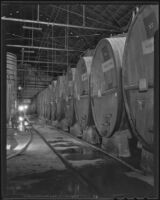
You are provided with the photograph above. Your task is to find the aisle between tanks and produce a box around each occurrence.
[33,121,154,188]
[7,127,92,197]
[7,118,154,198]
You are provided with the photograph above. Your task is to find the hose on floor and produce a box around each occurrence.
[7,128,33,160]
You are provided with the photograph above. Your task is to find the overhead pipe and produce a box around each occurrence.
[6,44,83,52]
[21,84,48,87]
[17,68,63,74]
[17,59,76,65]
[18,79,53,82]
[2,16,108,31]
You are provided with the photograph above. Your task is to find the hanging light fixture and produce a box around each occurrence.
[22,25,42,31]
[23,50,35,53]
[18,85,22,90]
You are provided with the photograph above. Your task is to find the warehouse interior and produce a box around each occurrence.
[1,2,159,199]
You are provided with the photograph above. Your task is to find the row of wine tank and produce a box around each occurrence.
[28,5,158,153]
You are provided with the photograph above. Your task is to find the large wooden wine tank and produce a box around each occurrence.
[55,75,66,121]
[90,37,126,137]
[74,56,93,130]
[64,67,76,126]
[122,5,159,152]
[6,52,17,123]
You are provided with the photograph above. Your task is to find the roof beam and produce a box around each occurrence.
[6,44,82,52]
[2,17,108,31]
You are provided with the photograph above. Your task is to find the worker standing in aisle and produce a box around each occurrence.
[10,109,19,129]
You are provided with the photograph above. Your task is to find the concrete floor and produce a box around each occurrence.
[6,120,154,198]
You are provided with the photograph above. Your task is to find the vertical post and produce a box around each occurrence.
[83,5,85,26]
[47,34,49,88]
[154,29,159,197]
[52,25,53,75]
[31,29,33,46]
[66,5,69,68]
[37,4,39,21]
[1,20,7,195]
[65,27,67,49]
[21,48,24,90]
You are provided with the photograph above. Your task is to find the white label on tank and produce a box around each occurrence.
[142,37,154,55]
[101,58,114,73]
[98,89,101,97]
[81,73,88,81]
[139,78,148,91]
[77,95,80,100]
